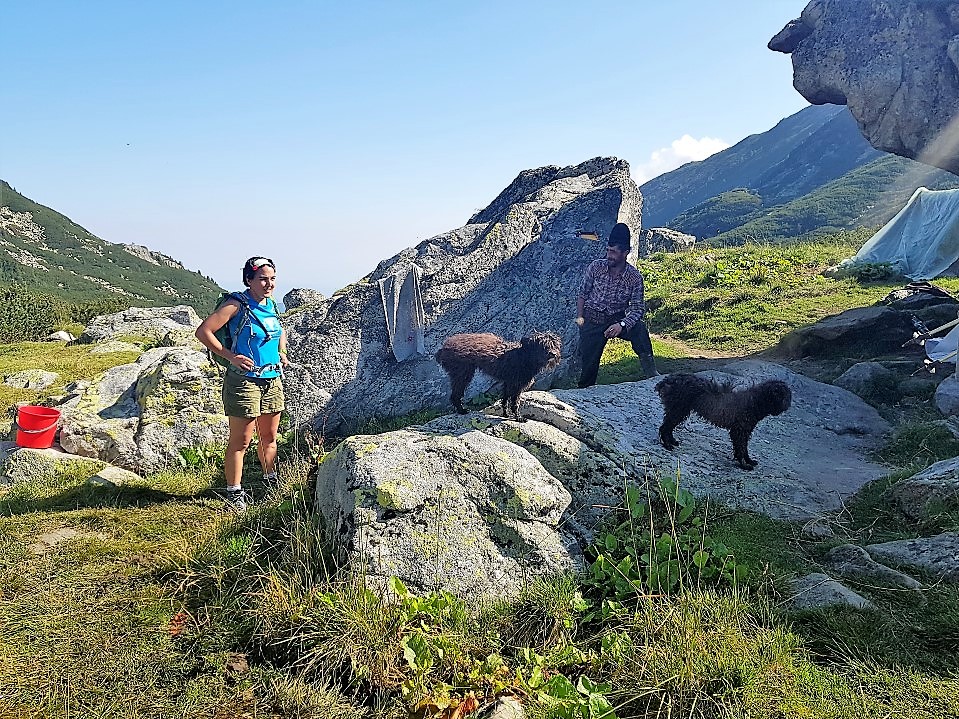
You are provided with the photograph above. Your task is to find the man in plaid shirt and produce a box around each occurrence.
[575,223,658,388]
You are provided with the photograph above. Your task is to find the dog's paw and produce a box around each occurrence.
[455,407,468,415]
[736,457,757,470]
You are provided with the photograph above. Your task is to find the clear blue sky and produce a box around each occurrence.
[2,1,809,299]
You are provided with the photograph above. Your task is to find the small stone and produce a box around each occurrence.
[800,519,835,540]
[789,572,874,610]
[824,543,922,590]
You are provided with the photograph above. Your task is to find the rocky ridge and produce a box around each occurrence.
[770,0,959,176]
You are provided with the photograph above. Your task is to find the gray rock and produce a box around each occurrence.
[0,442,106,485]
[88,465,142,487]
[284,157,642,433]
[799,518,835,540]
[770,1,959,176]
[637,227,696,257]
[788,572,874,610]
[314,428,579,599]
[832,362,897,399]
[42,330,76,342]
[159,328,204,349]
[935,416,959,440]
[89,340,143,354]
[935,376,959,416]
[776,306,912,358]
[58,347,228,473]
[421,413,625,539]
[283,287,326,310]
[866,533,959,583]
[887,457,959,521]
[824,543,922,590]
[518,359,891,521]
[312,360,893,598]
[79,305,201,345]
[4,369,59,390]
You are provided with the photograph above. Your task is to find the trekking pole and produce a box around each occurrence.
[903,314,959,347]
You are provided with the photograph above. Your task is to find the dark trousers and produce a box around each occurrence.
[578,317,656,388]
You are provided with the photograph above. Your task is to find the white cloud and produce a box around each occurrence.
[632,135,730,184]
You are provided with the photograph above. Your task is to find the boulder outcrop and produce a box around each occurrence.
[770,0,959,175]
[56,347,228,473]
[315,361,892,597]
[284,158,643,433]
[79,306,202,346]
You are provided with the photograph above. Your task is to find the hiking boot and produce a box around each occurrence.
[222,488,249,513]
[639,354,660,379]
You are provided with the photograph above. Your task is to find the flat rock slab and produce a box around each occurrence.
[789,572,874,610]
[520,360,891,520]
[866,532,959,584]
[28,527,84,554]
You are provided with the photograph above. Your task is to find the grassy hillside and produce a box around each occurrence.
[705,156,959,246]
[2,234,959,717]
[0,180,222,309]
[666,156,959,246]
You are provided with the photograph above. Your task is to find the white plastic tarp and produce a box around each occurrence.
[852,187,959,280]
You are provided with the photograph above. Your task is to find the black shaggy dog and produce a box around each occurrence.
[435,331,562,421]
[655,373,792,470]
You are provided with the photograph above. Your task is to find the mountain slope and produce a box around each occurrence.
[640,104,882,228]
[0,181,222,308]
[707,155,959,244]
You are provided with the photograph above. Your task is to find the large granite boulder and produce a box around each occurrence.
[79,306,202,346]
[775,305,913,358]
[314,429,579,598]
[770,1,959,175]
[57,347,228,473]
[638,227,696,257]
[314,360,891,597]
[284,157,644,433]
[283,288,326,311]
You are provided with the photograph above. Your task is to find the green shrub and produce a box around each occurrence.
[0,284,130,342]
[582,476,746,620]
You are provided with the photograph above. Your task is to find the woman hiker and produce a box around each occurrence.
[195,256,288,511]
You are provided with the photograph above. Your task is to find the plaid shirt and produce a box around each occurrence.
[579,260,646,329]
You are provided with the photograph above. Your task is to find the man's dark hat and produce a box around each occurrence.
[608,223,631,250]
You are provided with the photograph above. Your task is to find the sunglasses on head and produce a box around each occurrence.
[249,258,274,272]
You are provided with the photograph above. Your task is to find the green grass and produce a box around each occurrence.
[0,342,141,425]
[3,229,959,716]
[634,233,959,355]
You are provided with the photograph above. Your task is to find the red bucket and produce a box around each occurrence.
[15,405,61,449]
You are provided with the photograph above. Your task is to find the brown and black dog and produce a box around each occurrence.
[435,332,562,421]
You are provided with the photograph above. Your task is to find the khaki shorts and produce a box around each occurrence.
[222,371,285,418]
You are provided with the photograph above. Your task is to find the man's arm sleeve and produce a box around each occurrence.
[622,274,646,329]
[579,263,595,299]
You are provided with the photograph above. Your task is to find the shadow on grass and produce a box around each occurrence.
[0,482,212,517]
[785,585,959,674]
